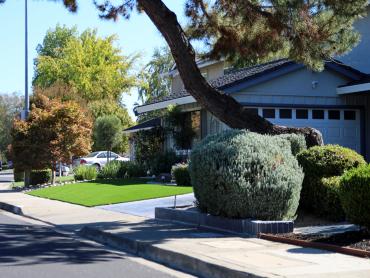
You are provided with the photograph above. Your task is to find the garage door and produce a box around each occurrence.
[248,107,362,153]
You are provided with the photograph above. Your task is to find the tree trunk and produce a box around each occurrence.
[138,0,323,147]
[24,169,31,187]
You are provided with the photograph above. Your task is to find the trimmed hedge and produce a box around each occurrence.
[297,145,366,220]
[171,163,191,186]
[276,134,307,156]
[74,165,97,181]
[340,164,370,230]
[189,130,304,220]
[30,169,52,186]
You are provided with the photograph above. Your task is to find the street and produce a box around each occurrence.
[0,170,13,183]
[0,210,191,278]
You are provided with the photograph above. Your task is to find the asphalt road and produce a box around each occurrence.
[0,211,189,278]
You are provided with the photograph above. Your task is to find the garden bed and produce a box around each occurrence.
[260,230,370,258]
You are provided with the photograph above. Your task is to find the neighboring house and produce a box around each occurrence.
[126,7,370,162]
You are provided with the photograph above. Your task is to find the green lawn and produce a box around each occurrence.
[28,179,193,207]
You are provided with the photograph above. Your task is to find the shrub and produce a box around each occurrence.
[297,145,366,215]
[150,151,181,175]
[276,134,307,156]
[14,169,24,182]
[30,169,52,186]
[340,164,370,230]
[313,176,345,221]
[118,161,146,178]
[189,130,304,220]
[171,163,191,186]
[98,160,121,179]
[297,145,366,178]
[74,165,97,181]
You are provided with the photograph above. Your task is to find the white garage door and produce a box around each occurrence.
[248,107,362,153]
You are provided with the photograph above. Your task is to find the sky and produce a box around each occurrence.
[0,0,187,118]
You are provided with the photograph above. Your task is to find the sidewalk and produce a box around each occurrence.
[0,191,369,278]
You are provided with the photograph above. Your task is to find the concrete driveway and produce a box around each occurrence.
[98,193,195,218]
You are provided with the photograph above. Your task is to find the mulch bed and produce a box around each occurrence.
[260,230,370,258]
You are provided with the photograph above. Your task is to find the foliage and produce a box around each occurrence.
[28,179,193,207]
[171,163,191,186]
[93,115,122,154]
[74,165,97,181]
[276,134,307,156]
[138,46,174,104]
[30,169,52,186]
[297,145,366,216]
[133,126,165,169]
[340,164,370,230]
[0,93,23,158]
[117,161,146,178]
[313,176,345,221]
[189,130,304,220]
[97,160,121,179]
[185,0,368,71]
[165,105,196,149]
[34,25,137,102]
[150,151,181,176]
[11,94,92,172]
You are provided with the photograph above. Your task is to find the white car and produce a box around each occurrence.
[74,151,129,171]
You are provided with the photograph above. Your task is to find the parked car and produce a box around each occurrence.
[55,163,71,176]
[73,151,129,171]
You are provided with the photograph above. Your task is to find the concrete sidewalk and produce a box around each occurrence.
[0,192,369,278]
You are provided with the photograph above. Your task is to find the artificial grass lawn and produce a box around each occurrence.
[28,178,193,207]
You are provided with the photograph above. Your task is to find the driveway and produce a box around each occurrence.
[98,193,195,218]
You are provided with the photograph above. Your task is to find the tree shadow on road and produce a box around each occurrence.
[0,223,124,266]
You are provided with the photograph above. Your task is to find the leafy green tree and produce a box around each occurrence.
[138,47,174,104]
[33,25,136,153]
[93,115,123,160]
[0,93,23,160]
[11,94,92,185]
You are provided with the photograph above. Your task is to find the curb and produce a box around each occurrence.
[78,226,263,278]
[0,202,23,215]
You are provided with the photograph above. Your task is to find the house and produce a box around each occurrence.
[126,7,370,162]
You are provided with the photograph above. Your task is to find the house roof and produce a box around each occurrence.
[337,74,370,95]
[135,59,365,114]
[123,118,161,134]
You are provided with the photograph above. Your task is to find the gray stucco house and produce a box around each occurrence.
[127,6,370,162]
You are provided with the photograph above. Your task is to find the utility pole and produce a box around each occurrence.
[23,0,30,187]
[23,0,29,119]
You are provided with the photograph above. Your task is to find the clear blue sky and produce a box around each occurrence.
[0,0,186,118]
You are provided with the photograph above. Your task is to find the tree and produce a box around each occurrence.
[4,0,367,146]
[0,93,23,160]
[11,94,92,185]
[33,25,136,152]
[93,115,122,161]
[138,46,174,104]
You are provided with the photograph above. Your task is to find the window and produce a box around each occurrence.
[246,108,259,115]
[97,153,107,158]
[312,110,324,119]
[263,109,275,119]
[279,109,292,119]
[296,109,308,119]
[344,110,357,120]
[328,110,340,120]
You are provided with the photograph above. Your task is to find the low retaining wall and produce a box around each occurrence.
[155,207,293,236]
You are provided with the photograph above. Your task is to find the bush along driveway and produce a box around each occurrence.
[28,178,193,207]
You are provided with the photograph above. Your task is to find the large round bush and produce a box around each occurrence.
[340,164,370,230]
[297,145,366,215]
[189,130,304,220]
